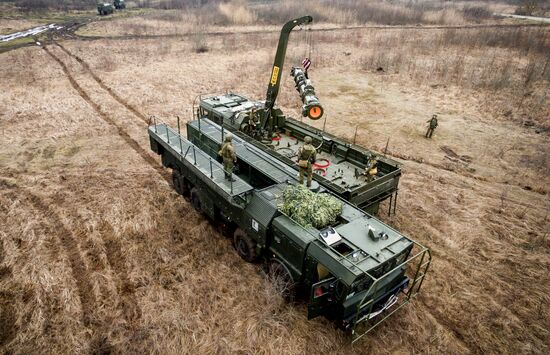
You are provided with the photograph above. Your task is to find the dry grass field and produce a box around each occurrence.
[1,1,550,354]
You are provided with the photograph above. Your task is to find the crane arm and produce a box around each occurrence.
[264,15,313,113]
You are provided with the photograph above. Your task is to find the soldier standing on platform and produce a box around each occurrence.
[297,136,317,188]
[218,133,237,181]
[365,155,378,182]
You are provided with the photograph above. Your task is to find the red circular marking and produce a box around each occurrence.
[313,158,330,169]
[271,136,281,141]
[314,168,327,177]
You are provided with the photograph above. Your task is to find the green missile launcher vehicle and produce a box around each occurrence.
[194,16,401,215]
[148,121,431,342]
[97,3,114,15]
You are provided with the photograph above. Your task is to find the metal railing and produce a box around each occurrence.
[351,244,432,343]
[149,119,242,196]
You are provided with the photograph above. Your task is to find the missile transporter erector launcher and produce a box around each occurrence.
[195,16,401,215]
[146,15,430,342]
[196,93,401,215]
[148,121,431,342]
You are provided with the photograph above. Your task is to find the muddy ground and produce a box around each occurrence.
[0,22,549,354]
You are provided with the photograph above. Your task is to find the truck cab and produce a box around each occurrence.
[247,183,424,337]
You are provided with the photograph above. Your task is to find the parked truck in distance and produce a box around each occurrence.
[148,121,431,342]
[97,3,113,15]
[113,0,126,9]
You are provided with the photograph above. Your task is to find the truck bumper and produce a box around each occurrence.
[342,276,409,329]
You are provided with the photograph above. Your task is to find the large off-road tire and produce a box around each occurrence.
[172,170,189,196]
[267,259,296,302]
[233,228,258,262]
[190,188,202,212]
[172,170,183,195]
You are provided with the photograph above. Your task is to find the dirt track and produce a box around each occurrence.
[1,18,547,53]
[1,20,549,354]
[42,44,169,184]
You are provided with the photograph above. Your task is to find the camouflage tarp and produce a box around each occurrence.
[279,185,343,229]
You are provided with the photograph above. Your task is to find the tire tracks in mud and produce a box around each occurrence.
[0,179,96,328]
[44,45,154,330]
[42,45,155,339]
[93,222,142,327]
[0,178,146,348]
[383,148,548,196]
[54,42,149,125]
[42,45,170,185]
[103,232,142,324]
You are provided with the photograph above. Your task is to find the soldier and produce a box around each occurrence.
[365,155,378,182]
[297,136,317,188]
[426,114,438,138]
[249,108,261,135]
[218,133,237,181]
[249,108,260,127]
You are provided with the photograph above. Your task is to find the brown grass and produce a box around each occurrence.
[1,9,549,354]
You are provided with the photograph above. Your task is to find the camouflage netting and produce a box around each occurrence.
[279,185,343,229]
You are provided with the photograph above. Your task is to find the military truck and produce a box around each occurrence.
[97,3,114,15]
[113,0,125,9]
[195,16,401,215]
[148,121,431,342]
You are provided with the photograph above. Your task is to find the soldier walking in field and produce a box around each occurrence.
[297,136,317,188]
[218,133,237,181]
[426,114,438,138]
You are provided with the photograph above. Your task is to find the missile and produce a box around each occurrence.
[290,67,324,120]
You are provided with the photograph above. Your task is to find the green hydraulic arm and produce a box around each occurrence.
[263,15,313,131]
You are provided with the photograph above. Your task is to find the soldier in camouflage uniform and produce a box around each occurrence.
[297,136,317,188]
[365,155,378,182]
[249,108,260,129]
[426,114,438,138]
[218,133,237,181]
[249,108,261,138]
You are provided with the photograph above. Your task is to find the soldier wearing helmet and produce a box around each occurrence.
[297,135,317,187]
[365,154,378,182]
[218,133,237,181]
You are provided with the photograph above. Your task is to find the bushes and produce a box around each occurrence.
[462,6,493,22]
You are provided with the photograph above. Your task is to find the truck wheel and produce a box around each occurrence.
[190,188,201,212]
[233,228,258,262]
[172,170,189,196]
[268,259,296,302]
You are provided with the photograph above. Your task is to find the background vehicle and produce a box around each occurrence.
[114,0,126,10]
[97,3,114,15]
